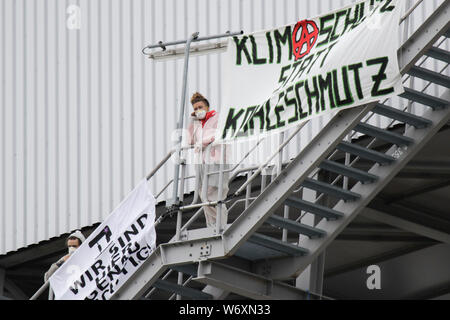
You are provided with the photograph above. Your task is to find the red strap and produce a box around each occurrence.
[201,110,216,127]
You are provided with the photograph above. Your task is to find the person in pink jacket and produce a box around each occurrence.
[187,92,230,230]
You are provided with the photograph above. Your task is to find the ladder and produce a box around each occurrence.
[111,1,450,300]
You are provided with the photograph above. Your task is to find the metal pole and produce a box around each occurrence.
[277,132,284,177]
[190,151,201,205]
[261,171,267,193]
[403,0,414,134]
[169,276,193,300]
[175,160,187,241]
[400,0,424,23]
[215,143,226,233]
[178,200,220,211]
[146,149,175,181]
[245,171,252,209]
[48,287,54,300]
[176,272,183,300]
[175,155,187,300]
[180,208,204,233]
[343,134,350,191]
[142,30,243,54]
[0,268,4,297]
[277,132,290,242]
[144,269,174,299]
[171,32,199,207]
[30,281,49,300]
[202,144,212,206]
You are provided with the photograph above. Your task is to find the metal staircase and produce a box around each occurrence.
[110,1,450,300]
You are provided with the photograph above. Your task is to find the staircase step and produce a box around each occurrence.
[354,123,414,146]
[285,197,344,221]
[248,233,309,256]
[301,178,361,201]
[400,87,449,110]
[337,142,396,165]
[319,160,378,184]
[407,66,450,88]
[153,279,213,300]
[266,215,327,239]
[372,103,432,129]
[425,46,450,64]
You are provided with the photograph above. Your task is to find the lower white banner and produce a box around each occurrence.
[49,179,156,300]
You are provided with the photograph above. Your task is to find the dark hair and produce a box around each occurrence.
[190,92,210,107]
[67,236,81,246]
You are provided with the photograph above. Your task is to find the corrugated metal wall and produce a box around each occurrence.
[0,0,447,255]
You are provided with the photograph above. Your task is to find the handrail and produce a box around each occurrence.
[146,149,175,181]
[400,0,425,23]
[30,281,49,300]
[147,144,196,182]
[142,31,243,56]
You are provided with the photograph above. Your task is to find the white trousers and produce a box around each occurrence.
[199,186,229,228]
[198,164,230,229]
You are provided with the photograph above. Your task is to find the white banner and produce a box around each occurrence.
[49,179,156,300]
[217,0,405,142]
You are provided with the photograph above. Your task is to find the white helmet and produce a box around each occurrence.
[68,230,86,244]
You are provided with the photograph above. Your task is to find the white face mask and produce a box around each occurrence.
[68,246,77,255]
[195,110,207,120]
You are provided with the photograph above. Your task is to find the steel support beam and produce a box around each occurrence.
[296,187,326,296]
[296,253,325,297]
[111,235,226,300]
[335,234,434,242]
[4,278,28,300]
[341,160,450,179]
[385,180,450,204]
[194,261,309,300]
[425,46,450,64]
[152,279,213,300]
[370,199,450,233]
[395,160,450,179]
[0,268,4,296]
[201,286,230,300]
[170,263,232,300]
[324,243,432,278]
[171,264,198,277]
[405,281,450,300]
[362,207,450,244]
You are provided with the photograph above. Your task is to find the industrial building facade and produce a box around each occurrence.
[0,0,449,300]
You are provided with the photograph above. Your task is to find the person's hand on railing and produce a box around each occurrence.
[62,254,72,262]
[202,136,215,148]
